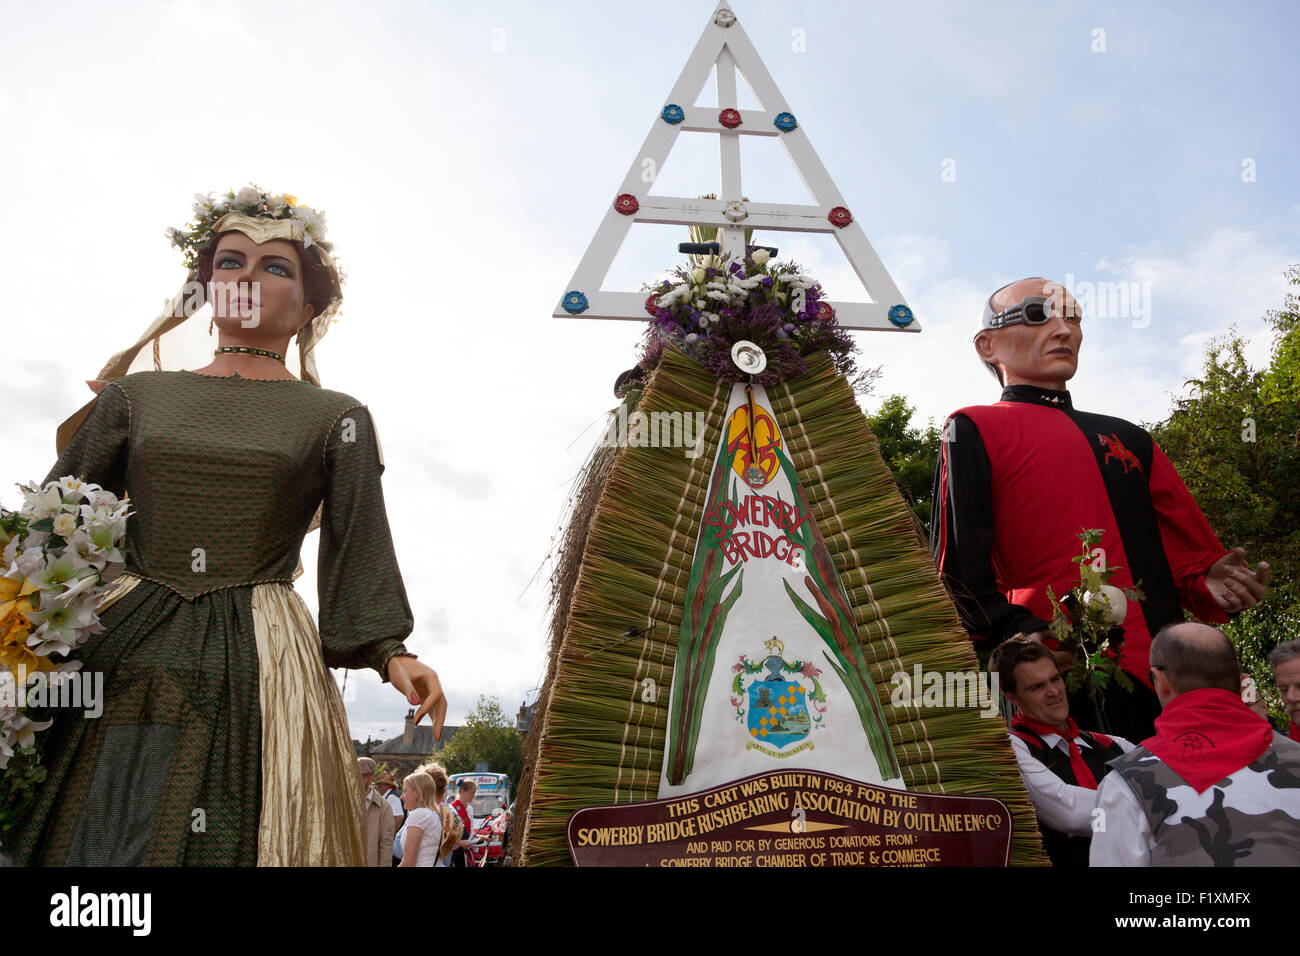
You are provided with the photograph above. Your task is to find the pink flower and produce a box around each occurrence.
[800,661,822,678]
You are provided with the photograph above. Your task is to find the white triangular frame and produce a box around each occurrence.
[555,1,918,332]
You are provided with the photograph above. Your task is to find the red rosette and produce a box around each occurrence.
[614,193,640,215]
[644,292,662,316]
[816,301,835,321]
[719,108,742,129]
[827,206,852,228]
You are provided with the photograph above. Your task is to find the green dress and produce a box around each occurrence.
[12,370,415,866]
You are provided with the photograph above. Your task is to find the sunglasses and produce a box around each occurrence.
[982,294,1083,331]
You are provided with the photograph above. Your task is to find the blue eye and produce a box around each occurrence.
[216,255,242,269]
[267,262,291,277]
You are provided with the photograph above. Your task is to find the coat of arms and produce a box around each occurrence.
[731,636,826,757]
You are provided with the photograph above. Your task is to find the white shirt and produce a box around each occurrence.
[382,789,403,820]
[1089,771,1154,867]
[1008,730,1135,837]
[395,807,443,867]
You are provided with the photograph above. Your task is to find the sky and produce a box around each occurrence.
[2,0,1297,747]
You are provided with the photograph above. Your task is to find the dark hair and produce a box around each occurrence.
[1149,624,1240,695]
[195,233,340,329]
[989,636,1054,694]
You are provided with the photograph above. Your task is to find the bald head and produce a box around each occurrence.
[1149,622,1240,704]
[989,277,1055,314]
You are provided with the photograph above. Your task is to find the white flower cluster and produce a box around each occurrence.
[647,252,828,359]
[0,477,130,770]
[168,185,334,267]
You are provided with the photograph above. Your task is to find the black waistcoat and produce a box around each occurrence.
[1012,728,1126,867]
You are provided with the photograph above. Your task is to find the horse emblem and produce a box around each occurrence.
[1098,433,1143,474]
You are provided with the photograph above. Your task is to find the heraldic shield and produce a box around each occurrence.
[741,637,816,750]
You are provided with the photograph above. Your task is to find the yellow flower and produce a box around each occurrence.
[281,194,298,207]
[0,590,52,682]
[0,575,38,619]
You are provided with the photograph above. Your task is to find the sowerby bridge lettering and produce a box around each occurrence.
[702,493,812,568]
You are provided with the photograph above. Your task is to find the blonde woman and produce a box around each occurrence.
[412,762,463,866]
[396,772,443,867]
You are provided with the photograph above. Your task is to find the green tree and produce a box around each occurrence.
[1149,265,1300,713]
[867,394,941,534]
[428,695,524,784]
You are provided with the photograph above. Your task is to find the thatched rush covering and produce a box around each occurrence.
[513,346,1048,866]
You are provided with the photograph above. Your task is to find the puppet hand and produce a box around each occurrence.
[387,656,448,741]
[1207,548,1269,613]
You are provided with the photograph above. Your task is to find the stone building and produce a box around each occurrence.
[367,709,460,780]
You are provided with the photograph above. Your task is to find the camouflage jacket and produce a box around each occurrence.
[1093,733,1300,866]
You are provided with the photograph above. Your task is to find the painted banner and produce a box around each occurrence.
[661,383,903,798]
[569,770,1013,867]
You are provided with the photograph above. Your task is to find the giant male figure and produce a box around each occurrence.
[931,277,1268,740]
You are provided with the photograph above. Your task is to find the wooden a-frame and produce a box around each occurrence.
[554,1,919,333]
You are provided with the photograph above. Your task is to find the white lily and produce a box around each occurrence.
[54,568,102,604]
[21,484,63,519]
[54,476,89,502]
[65,528,108,571]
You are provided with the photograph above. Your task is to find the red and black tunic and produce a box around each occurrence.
[930,385,1230,690]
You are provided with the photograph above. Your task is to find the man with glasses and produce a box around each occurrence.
[931,277,1268,742]
[1091,623,1300,866]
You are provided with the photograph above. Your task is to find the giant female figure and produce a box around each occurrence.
[11,186,446,865]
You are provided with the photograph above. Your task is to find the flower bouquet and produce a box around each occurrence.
[1045,528,1144,700]
[0,476,130,841]
[639,247,865,386]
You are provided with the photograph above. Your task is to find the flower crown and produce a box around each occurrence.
[165,184,334,270]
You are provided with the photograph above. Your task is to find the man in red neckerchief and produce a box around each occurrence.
[449,778,477,867]
[991,637,1135,866]
[931,277,1269,742]
[1091,623,1300,866]
[1270,640,1300,740]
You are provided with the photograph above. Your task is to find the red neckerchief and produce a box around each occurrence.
[1289,720,1300,742]
[1142,688,1274,793]
[1011,710,1098,789]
